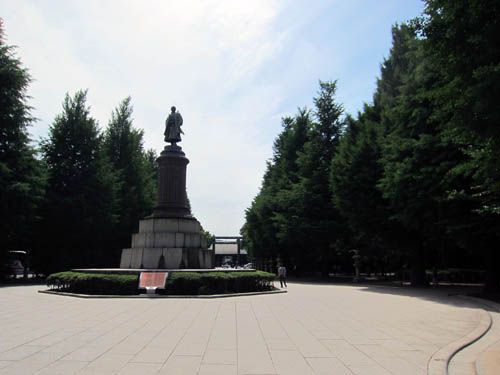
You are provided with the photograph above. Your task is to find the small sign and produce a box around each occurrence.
[139,272,168,289]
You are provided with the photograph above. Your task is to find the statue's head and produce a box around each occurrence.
[171,106,176,113]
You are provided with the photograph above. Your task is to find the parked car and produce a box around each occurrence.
[5,250,29,278]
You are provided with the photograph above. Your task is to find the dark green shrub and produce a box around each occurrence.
[46,271,139,295]
[46,270,276,296]
[164,271,275,295]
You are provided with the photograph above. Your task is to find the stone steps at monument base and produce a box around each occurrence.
[120,247,213,269]
[131,232,204,248]
[138,218,202,233]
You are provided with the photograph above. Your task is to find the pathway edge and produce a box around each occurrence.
[427,295,492,375]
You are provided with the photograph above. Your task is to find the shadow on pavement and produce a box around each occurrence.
[287,277,497,311]
[0,279,46,288]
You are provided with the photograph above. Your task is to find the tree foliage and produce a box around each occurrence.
[2,1,499,290]
[420,0,500,289]
[38,91,118,272]
[244,82,345,275]
[0,20,45,276]
[103,97,155,264]
[244,1,500,290]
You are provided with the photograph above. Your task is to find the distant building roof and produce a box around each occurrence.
[214,243,248,255]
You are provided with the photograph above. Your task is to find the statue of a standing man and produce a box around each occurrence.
[164,106,183,144]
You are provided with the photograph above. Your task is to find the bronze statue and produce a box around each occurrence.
[164,106,183,144]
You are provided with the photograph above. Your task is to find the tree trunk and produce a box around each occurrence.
[410,241,428,287]
[484,246,500,293]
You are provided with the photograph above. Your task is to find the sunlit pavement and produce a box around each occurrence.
[0,283,497,374]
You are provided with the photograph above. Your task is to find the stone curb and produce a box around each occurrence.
[427,295,493,375]
[38,288,287,299]
[460,296,500,375]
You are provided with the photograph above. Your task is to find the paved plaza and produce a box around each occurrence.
[0,282,498,374]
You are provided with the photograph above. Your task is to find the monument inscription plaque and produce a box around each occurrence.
[139,272,168,289]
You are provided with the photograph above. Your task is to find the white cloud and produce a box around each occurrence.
[2,0,288,235]
[1,0,424,235]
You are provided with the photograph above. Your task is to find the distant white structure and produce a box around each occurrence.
[212,237,248,266]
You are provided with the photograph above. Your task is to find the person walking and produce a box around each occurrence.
[278,265,287,288]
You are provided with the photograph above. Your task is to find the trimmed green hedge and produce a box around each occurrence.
[164,271,276,295]
[46,271,139,295]
[46,270,276,295]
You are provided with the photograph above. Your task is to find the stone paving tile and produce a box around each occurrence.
[0,345,45,361]
[82,353,133,373]
[236,301,276,374]
[203,302,236,351]
[198,363,237,374]
[119,361,163,374]
[270,349,314,374]
[450,306,500,375]
[0,362,12,369]
[158,355,201,374]
[39,333,102,356]
[131,301,203,363]
[36,359,89,374]
[356,344,424,374]
[322,340,375,365]
[392,348,430,369]
[202,349,237,365]
[0,351,66,374]
[305,357,353,374]
[265,339,296,350]
[480,343,500,375]
[173,303,219,356]
[267,306,332,358]
[348,363,393,375]
[0,284,493,374]
[28,328,86,347]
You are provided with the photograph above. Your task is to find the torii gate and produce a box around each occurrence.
[212,236,243,266]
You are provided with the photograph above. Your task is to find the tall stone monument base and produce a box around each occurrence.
[120,217,213,269]
[119,140,214,270]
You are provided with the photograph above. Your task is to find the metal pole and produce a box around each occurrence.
[236,238,241,267]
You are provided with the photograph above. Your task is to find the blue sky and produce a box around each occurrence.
[1,0,424,235]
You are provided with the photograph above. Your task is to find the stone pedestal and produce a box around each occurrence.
[120,144,214,269]
[120,217,213,269]
[152,145,191,218]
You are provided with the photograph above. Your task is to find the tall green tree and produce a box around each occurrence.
[332,24,465,285]
[270,111,311,268]
[244,82,346,276]
[39,90,117,273]
[0,20,45,276]
[243,111,311,270]
[144,148,158,183]
[330,112,395,273]
[295,81,344,275]
[375,24,454,286]
[421,0,500,290]
[103,97,155,263]
[244,1,500,289]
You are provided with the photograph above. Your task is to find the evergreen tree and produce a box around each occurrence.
[0,20,45,276]
[331,112,393,273]
[421,0,500,290]
[243,111,311,270]
[39,90,117,273]
[103,97,155,263]
[295,81,344,275]
[376,25,443,285]
[144,148,158,185]
[243,1,499,289]
[271,111,311,268]
[244,82,346,277]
